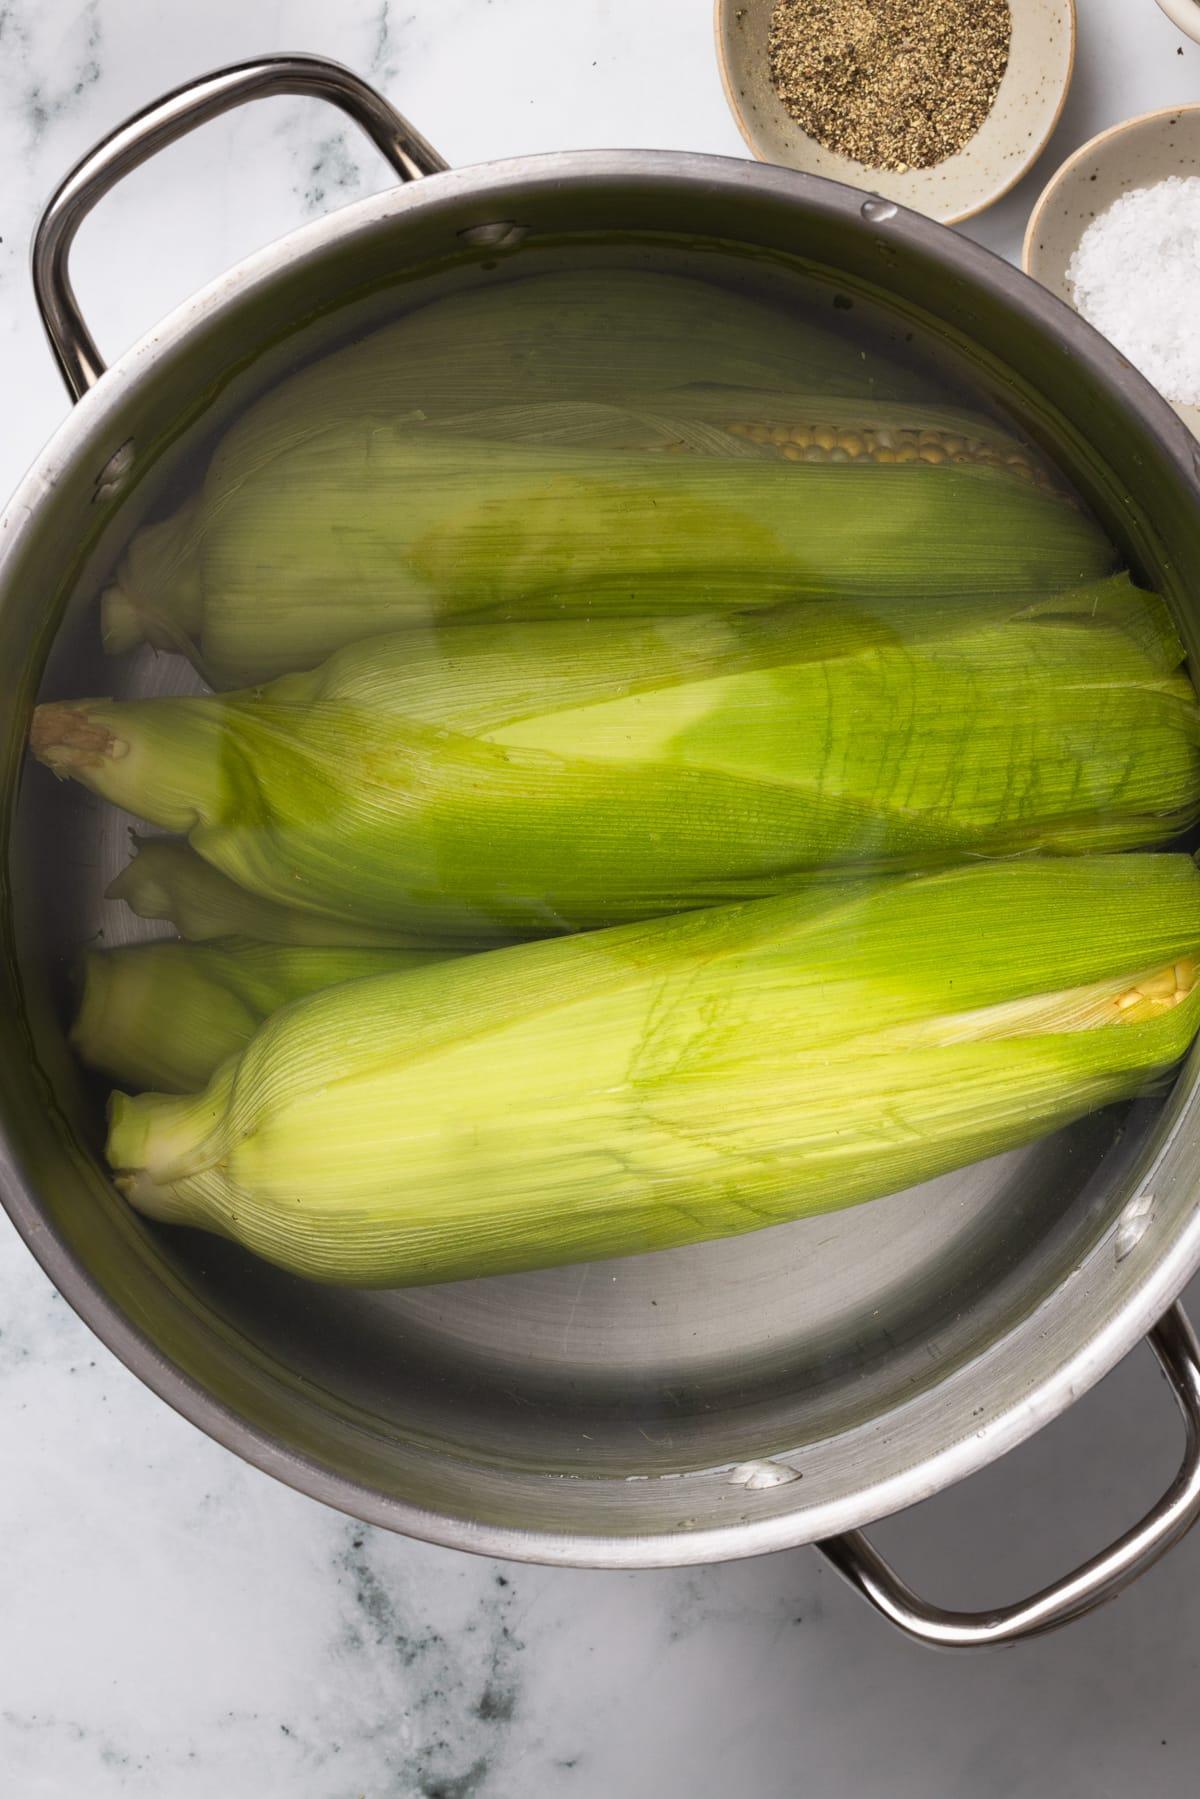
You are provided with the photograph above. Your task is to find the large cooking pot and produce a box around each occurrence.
[6,54,1200,1649]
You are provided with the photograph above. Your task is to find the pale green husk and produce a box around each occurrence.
[101,268,940,659]
[107,836,453,947]
[72,939,450,1092]
[106,855,1200,1287]
[95,267,1111,686]
[33,578,1200,941]
[209,271,939,427]
[102,436,1113,687]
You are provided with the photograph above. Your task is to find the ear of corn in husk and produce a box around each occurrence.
[72,938,451,1093]
[107,836,453,947]
[101,391,1111,686]
[33,577,1200,942]
[164,270,940,463]
[396,391,1060,479]
[100,261,944,681]
[105,855,1200,1287]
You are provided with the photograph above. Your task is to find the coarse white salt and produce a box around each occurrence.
[1067,175,1200,406]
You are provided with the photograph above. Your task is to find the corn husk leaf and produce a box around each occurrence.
[102,262,944,679]
[106,855,1200,1287]
[72,938,450,1092]
[188,269,939,457]
[33,578,1200,941]
[102,417,1111,686]
[107,836,457,947]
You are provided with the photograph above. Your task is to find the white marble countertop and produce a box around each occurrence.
[5,3,1200,1794]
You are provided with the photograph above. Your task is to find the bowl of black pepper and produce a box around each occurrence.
[715,0,1076,224]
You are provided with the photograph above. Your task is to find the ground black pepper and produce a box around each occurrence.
[768,0,1012,174]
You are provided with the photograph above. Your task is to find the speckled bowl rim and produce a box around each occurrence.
[713,0,1077,227]
[1155,0,1200,47]
[1022,99,1200,273]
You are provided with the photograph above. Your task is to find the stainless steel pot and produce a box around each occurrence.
[5,54,1200,1649]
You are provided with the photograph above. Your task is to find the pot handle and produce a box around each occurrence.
[816,1300,1200,1648]
[31,53,449,402]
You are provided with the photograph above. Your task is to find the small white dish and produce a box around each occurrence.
[714,0,1076,225]
[1155,0,1200,47]
[1024,104,1200,434]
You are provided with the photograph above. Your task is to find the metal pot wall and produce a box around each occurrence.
[4,55,1200,1648]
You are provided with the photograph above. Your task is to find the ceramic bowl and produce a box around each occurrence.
[1155,0,1200,47]
[1024,104,1200,433]
[714,0,1076,225]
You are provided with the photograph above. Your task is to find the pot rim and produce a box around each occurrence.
[4,146,1200,1568]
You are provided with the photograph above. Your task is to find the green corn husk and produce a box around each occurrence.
[107,836,451,947]
[32,578,1200,941]
[102,431,1112,688]
[207,271,938,438]
[380,390,1048,458]
[105,855,1200,1288]
[98,274,1112,696]
[124,269,936,519]
[72,939,446,1093]
[101,261,944,684]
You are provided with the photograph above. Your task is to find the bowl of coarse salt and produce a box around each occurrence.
[1025,105,1200,433]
